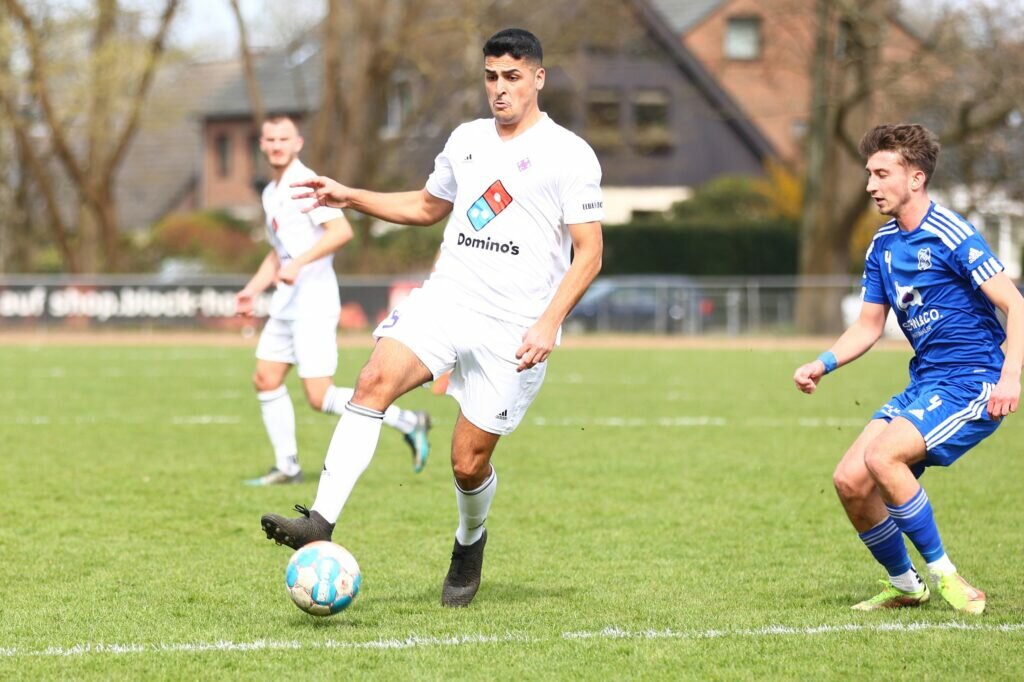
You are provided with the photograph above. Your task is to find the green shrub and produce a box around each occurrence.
[151,210,266,273]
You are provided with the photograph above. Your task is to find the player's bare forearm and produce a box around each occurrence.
[538,223,603,329]
[347,188,453,226]
[793,301,886,394]
[290,217,354,268]
[236,251,278,316]
[1000,299,1024,380]
[515,223,602,372]
[981,274,1023,417]
[830,316,886,367]
[982,274,1024,379]
[245,251,280,294]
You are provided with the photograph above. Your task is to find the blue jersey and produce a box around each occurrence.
[862,202,1006,382]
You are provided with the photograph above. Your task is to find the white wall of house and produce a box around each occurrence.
[936,186,1024,280]
[601,186,693,224]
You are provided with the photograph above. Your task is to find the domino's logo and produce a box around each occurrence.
[467,180,513,231]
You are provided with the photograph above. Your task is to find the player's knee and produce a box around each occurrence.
[252,370,279,392]
[862,442,894,480]
[451,455,489,486]
[354,363,384,393]
[833,464,869,502]
[305,392,325,411]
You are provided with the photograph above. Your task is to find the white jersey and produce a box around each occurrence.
[424,114,604,326]
[261,159,344,320]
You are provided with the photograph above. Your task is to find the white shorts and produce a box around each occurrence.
[373,288,546,435]
[255,316,339,379]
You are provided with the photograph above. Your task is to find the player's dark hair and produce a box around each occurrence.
[859,124,940,187]
[483,28,543,65]
[262,112,300,128]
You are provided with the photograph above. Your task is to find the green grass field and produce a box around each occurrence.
[1,341,1022,680]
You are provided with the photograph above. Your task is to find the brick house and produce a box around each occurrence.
[186,0,776,225]
[655,0,921,165]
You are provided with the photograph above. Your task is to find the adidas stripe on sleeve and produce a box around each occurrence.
[930,206,1006,290]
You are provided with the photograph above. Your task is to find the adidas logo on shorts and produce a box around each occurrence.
[495,409,508,421]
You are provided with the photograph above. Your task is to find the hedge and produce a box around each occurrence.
[600,220,798,276]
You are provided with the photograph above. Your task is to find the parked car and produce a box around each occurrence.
[564,275,707,334]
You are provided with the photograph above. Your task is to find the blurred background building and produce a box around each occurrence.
[1,0,1022,334]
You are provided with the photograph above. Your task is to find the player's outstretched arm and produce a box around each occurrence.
[980,273,1023,418]
[236,250,279,316]
[293,177,453,227]
[516,221,603,372]
[277,216,354,285]
[793,301,888,394]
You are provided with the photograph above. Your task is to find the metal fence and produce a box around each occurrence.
[563,275,864,335]
[0,274,868,335]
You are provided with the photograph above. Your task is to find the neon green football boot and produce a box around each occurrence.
[851,579,930,611]
[933,572,986,614]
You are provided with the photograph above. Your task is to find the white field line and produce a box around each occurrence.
[170,416,242,425]
[530,416,865,428]
[3,622,1023,659]
[1,414,864,428]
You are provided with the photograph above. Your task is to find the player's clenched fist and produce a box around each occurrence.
[793,360,826,394]
[291,176,352,211]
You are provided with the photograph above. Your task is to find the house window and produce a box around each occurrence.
[835,19,852,59]
[215,133,231,178]
[632,89,673,155]
[724,17,762,60]
[382,75,413,138]
[585,89,623,151]
[250,133,263,185]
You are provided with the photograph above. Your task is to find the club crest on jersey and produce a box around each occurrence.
[467,180,514,231]
[917,248,932,271]
[894,280,923,311]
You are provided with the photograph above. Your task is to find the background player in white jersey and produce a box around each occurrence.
[793,124,1023,613]
[260,29,605,607]
[236,114,431,486]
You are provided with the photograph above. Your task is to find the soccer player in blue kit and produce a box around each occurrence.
[793,124,1023,613]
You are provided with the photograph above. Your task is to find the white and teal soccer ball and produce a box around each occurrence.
[285,541,361,616]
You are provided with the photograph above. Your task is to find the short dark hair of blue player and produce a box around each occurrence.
[483,28,543,65]
[858,124,941,188]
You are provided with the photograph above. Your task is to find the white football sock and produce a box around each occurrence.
[890,567,925,592]
[384,407,419,435]
[927,554,957,578]
[257,385,299,474]
[311,402,384,524]
[322,385,416,434]
[455,467,496,546]
[321,385,354,416]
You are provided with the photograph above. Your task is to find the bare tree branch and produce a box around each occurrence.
[0,93,79,271]
[103,0,180,179]
[4,0,92,199]
[228,0,265,125]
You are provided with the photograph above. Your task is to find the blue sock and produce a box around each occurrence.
[886,487,945,562]
[858,517,913,576]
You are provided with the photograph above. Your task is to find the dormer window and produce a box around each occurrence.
[724,16,762,60]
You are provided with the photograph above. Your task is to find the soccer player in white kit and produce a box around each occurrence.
[261,29,605,607]
[236,114,432,486]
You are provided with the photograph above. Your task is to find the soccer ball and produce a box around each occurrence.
[285,541,361,616]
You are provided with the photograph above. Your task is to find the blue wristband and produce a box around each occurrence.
[817,351,838,374]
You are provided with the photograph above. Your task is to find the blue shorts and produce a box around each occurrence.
[873,378,1000,476]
